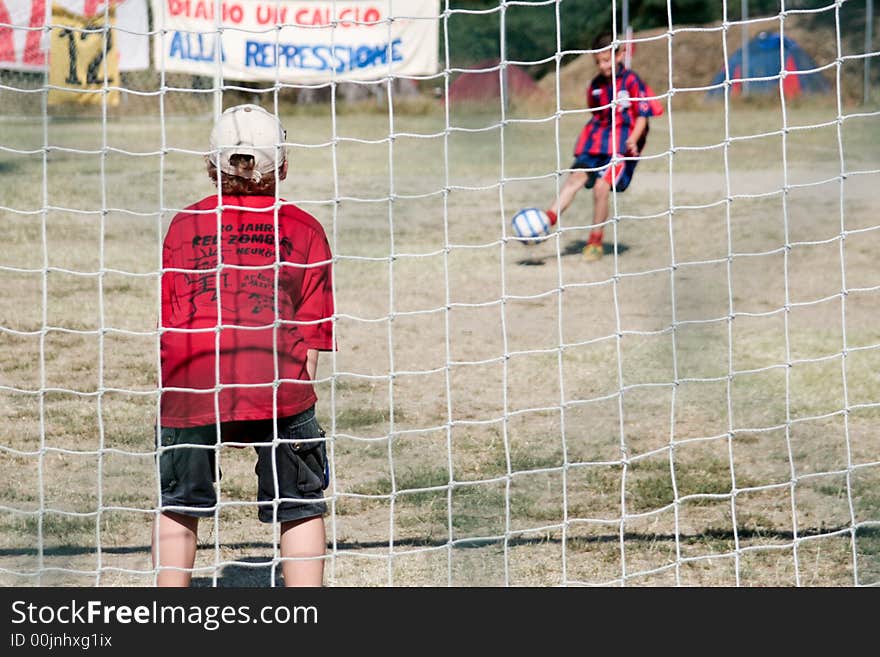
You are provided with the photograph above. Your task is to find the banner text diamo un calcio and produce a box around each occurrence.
[153,0,439,82]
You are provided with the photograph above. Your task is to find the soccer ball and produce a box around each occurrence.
[511,207,551,244]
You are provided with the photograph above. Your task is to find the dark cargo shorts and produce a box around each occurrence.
[158,406,328,523]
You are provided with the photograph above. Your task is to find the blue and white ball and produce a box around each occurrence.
[511,207,551,244]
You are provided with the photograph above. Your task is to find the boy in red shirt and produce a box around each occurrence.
[153,104,335,587]
[545,32,662,261]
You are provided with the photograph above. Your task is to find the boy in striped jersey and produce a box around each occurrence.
[545,32,662,261]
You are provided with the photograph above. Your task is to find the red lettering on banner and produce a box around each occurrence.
[363,8,381,24]
[24,0,46,65]
[256,4,287,25]
[292,5,383,28]
[167,0,243,24]
[167,0,189,16]
[166,1,384,27]
[0,0,15,63]
[0,0,48,66]
[193,0,209,19]
[309,8,327,27]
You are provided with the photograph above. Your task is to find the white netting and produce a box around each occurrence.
[0,0,878,586]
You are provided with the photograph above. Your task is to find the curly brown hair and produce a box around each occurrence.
[205,154,286,195]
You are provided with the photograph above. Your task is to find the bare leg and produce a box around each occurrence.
[280,515,325,587]
[592,178,610,235]
[550,170,589,219]
[152,512,199,587]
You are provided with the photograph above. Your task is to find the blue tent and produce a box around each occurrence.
[708,31,829,98]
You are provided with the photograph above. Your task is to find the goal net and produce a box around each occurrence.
[1,0,878,587]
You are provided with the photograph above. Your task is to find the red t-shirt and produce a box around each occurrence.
[160,195,334,428]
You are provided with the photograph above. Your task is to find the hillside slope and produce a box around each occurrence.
[539,15,864,109]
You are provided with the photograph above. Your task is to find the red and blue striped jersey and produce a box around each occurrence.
[574,64,662,157]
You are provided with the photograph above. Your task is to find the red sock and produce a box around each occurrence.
[546,209,558,226]
[588,229,603,245]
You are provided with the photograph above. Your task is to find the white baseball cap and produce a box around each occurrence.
[208,104,287,183]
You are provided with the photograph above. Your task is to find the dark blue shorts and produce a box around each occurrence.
[572,153,639,192]
[158,406,328,523]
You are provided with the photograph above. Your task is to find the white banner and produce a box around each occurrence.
[0,0,149,72]
[114,0,150,71]
[151,0,439,83]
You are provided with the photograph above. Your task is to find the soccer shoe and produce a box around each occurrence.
[583,243,603,261]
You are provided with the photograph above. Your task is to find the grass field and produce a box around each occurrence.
[1,95,879,586]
